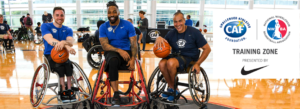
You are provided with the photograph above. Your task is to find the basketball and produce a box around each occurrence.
[51,47,69,64]
[153,41,171,58]
[199,29,202,32]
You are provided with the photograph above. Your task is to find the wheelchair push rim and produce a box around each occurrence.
[30,64,49,107]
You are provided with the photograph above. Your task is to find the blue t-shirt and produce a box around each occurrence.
[0,23,9,34]
[164,26,207,61]
[185,19,193,27]
[99,19,136,50]
[41,23,73,55]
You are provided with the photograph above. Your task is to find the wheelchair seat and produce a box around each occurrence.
[177,61,196,74]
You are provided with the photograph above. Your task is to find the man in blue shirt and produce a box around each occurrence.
[155,10,211,102]
[99,1,137,106]
[185,15,193,27]
[42,7,76,103]
[0,15,12,50]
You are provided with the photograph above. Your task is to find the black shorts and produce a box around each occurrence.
[163,54,193,71]
[104,50,132,72]
[45,55,73,77]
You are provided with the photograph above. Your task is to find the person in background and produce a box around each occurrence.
[4,21,10,30]
[94,20,105,44]
[138,11,148,51]
[23,13,35,35]
[35,22,42,36]
[127,18,143,44]
[20,16,25,27]
[185,15,193,27]
[42,11,53,23]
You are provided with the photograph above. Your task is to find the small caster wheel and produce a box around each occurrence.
[137,90,141,95]
[100,90,104,95]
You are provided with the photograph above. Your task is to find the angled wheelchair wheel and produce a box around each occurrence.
[188,67,210,107]
[87,45,103,69]
[147,66,167,99]
[91,61,106,104]
[135,60,150,104]
[30,63,49,107]
[34,35,43,44]
[71,62,92,98]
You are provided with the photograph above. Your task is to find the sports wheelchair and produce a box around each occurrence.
[0,35,16,54]
[90,47,150,109]
[16,27,34,41]
[30,55,92,108]
[147,54,210,109]
[34,33,43,44]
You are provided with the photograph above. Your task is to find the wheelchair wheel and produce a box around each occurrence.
[91,61,105,104]
[87,45,103,69]
[188,67,210,107]
[71,62,92,98]
[136,60,150,103]
[147,67,167,99]
[34,35,43,44]
[30,64,49,107]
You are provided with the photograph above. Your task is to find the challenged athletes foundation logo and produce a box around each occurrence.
[264,16,290,43]
[220,17,251,42]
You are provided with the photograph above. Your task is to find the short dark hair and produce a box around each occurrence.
[127,18,133,22]
[97,20,105,29]
[187,15,191,18]
[107,1,118,9]
[27,13,30,15]
[139,11,145,15]
[37,22,41,26]
[4,21,7,24]
[53,7,65,14]
[22,16,25,18]
[174,10,184,17]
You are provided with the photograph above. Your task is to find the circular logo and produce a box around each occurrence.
[224,21,247,38]
[52,28,57,33]
[108,27,113,32]
[0,26,4,30]
[266,19,287,40]
[148,30,160,39]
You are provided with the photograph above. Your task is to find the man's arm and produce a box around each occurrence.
[99,37,119,52]
[195,44,211,65]
[43,33,62,46]
[139,33,143,42]
[130,36,137,59]
[66,36,74,47]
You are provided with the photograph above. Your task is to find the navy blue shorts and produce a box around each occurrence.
[163,54,193,71]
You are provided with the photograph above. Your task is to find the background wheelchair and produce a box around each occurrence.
[147,53,210,109]
[30,55,92,108]
[90,47,150,109]
[16,27,33,41]
[33,33,43,44]
[86,37,141,69]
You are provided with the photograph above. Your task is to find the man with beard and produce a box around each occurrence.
[99,1,137,106]
[154,10,211,102]
[42,7,77,103]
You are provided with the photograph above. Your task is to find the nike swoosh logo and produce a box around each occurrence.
[59,53,65,57]
[241,65,268,75]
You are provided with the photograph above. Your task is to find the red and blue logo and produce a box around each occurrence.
[264,16,290,43]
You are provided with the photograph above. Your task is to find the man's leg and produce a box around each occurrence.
[159,59,173,87]
[166,58,179,90]
[142,31,146,51]
[8,35,12,49]
[108,57,119,92]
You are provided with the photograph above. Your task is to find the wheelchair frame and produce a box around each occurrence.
[30,55,92,107]
[91,58,150,108]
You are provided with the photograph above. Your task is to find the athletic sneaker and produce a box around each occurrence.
[60,90,70,103]
[167,90,180,102]
[68,89,77,102]
[111,92,121,106]
[161,88,173,99]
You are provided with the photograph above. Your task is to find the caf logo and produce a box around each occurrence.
[0,26,4,30]
[148,30,161,40]
[264,16,290,43]
[52,28,57,33]
[220,17,251,42]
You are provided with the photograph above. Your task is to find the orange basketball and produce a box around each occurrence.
[199,29,202,32]
[153,41,171,58]
[51,47,69,64]
[204,29,207,33]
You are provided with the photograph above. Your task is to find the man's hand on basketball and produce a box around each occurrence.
[192,63,201,74]
[66,46,76,55]
[55,41,66,51]
[127,59,135,70]
[154,36,168,49]
[117,49,130,61]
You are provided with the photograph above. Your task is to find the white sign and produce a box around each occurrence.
[213,10,299,78]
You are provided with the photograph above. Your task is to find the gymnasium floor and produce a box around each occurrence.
[0,35,299,109]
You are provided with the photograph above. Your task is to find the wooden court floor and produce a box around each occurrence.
[0,39,300,109]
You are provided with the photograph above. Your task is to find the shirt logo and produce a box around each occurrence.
[176,39,186,48]
[121,26,124,29]
[0,26,4,30]
[63,30,66,32]
[108,27,113,32]
[52,28,57,33]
